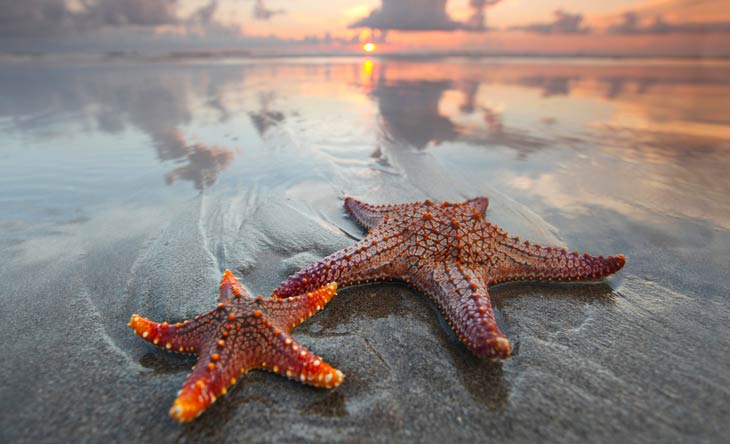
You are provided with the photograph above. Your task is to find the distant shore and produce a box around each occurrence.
[2,49,729,64]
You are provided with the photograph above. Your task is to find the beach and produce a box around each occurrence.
[1,56,729,443]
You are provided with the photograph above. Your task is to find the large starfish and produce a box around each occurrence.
[272,196,626,359]
[128,270,343,422]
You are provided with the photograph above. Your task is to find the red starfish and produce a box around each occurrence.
[128,270,343,422]
[273,196,626,359]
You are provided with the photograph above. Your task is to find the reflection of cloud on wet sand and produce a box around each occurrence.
[368,66,550,156]
[249,91,286,137]
[0,63,241,189]
[363,59,730,164]
[3,58,730,190]
[161,130,235,190]
[505,127,730,231]
[359,58,730,241]
[371,79,458,149]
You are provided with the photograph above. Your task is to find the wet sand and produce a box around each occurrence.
[0,56,729,443]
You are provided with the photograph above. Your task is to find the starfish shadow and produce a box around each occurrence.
[312,283,410,330]
[302,390,347,417]
[444,338,509,411]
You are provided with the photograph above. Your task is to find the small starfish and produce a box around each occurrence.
[273,196,625,359]
[129,270,343,422]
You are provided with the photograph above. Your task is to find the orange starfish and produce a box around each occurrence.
[129,270,343,422]
[273,196,625,359]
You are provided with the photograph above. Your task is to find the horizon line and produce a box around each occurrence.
[2,49,729,62]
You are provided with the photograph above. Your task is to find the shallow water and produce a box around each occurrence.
[0,56,728,443]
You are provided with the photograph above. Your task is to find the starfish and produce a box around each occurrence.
[272,196,625,359]
[128,270,343,422]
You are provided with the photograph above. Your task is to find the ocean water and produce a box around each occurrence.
[0,56,728,443]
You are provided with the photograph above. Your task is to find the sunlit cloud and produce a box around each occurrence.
[349,0,500,32]
[608,11,730,35]
[465,1,503,30]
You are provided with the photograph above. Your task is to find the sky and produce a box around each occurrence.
[1,0,729,55]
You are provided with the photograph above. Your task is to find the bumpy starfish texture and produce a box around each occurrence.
[273,196,625,359]
[129,270,343,422]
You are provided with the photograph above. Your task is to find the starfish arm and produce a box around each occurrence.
[128,311,216,354]
[269,282,338,329]
[169,335,258,422]
[414,262,511,359]
[272,235,404,298]
[257,330,345,389]
[219,269,251,302]
[491,237,626,283]
[464,196,489,216]
[344,196,403,229]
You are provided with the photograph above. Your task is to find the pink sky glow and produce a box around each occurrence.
[1,0,729,55]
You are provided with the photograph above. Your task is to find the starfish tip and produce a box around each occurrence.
[333,369,345,386]
[494,337,512,358]
[478,335,512,360]
[169,399,200,423]
[170,382,214,422]
[220,269,239,286]
[609,254,627,274]
[127,314,152,337]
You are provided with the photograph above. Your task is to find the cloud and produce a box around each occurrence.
[0,62,241,189]
[0,0,82,38]
[607,12,641,35]
[510,9,591,35]
[88,0,180,27]
[253,0,285,20]
[189,0,219,24]
[350,0,499,32]
[608,12,730,35]
[0,0,168,39]
[465,0,502,30]
[0,0,222,39]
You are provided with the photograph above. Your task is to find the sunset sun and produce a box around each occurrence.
[362,42,376,53]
